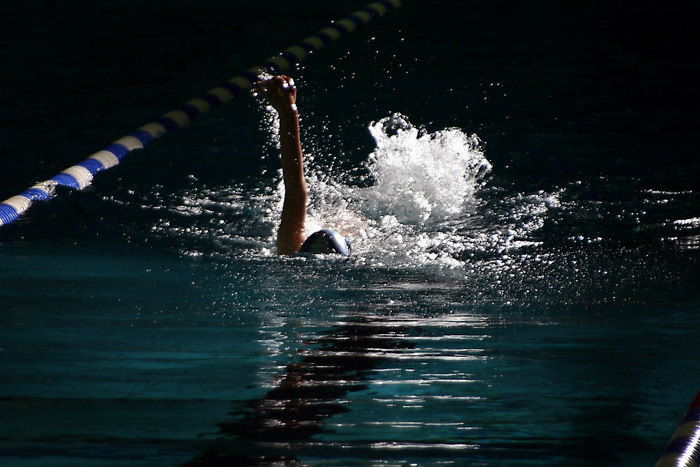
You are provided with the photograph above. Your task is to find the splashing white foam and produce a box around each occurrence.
[125,112,558,267]
[357,114,491,225]
[301,113,495,266]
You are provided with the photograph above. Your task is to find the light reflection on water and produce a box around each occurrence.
[1,222,698,466]
[187,307,494,465]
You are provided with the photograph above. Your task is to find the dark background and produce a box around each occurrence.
[1,0,698,198]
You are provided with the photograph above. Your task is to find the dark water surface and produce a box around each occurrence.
[1,1,699,466]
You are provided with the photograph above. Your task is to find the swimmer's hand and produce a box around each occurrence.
[255,75,298,115]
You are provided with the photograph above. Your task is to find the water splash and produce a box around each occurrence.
[357,113,490,225]
[301,113,549,266]
[116,113,560,267]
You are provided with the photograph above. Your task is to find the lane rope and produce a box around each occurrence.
[655,391,700,467]
[0,0,403,227]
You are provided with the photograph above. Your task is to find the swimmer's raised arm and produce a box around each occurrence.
[255,76,307,254]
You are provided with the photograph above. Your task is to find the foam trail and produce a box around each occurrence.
[0,0,403,227]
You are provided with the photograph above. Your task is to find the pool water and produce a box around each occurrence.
[1,1,699,466]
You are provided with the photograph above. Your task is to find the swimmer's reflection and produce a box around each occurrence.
[185,312,412,466]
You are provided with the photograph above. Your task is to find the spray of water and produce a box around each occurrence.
[297,113,496,266]
[359,114,490,224]
[123,112,558,268]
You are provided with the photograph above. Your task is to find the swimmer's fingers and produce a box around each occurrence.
[255,76,297,110]
[254,79,274,96]
[253,80,266,94]
[255,76,295,95]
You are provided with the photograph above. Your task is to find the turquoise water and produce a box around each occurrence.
[1,1,699,466]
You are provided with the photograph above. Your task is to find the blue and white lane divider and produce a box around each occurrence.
[656,391,700,467]
[0,0,403,227]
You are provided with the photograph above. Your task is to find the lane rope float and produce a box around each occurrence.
[0,0,403,227]
[655,391,700,467]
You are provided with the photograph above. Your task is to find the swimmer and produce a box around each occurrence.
[255,75,351,256]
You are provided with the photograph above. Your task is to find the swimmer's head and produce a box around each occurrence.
[300,229,351,256]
